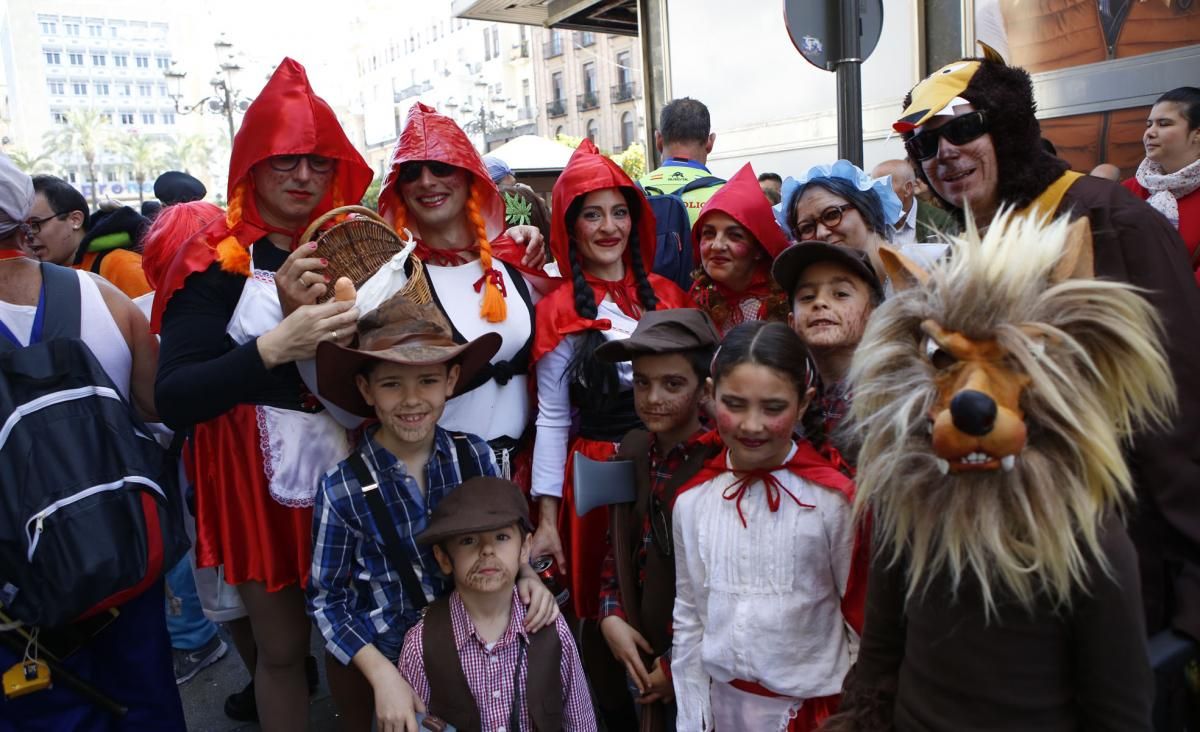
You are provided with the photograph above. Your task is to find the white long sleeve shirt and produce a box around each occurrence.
[530,299,636,498]
[670,447,857,730]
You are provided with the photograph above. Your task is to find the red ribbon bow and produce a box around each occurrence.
[721,467,814,528]
[414,240,475,266]
[473,267,507,297]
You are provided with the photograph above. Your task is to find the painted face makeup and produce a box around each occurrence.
[789,261,875,351]
[251,155,334,231]
[436,525,529,595]
[712,362,808,471]
[698,211,761,292]
[397,162,472,234]
[631,352,704,445]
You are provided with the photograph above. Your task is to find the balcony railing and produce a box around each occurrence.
[510,40,530,60]
[543,40,563,59]
[576,91,599,112]
[546,98,567,118]
[394,80,432,102]
[611,81,638,103]
[516,105,535,121]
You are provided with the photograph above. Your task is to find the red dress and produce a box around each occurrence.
[155,58,372,590]
[532,140,694,619]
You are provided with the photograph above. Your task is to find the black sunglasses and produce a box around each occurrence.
[267,154,335,173]
[793,204,855,241]
[397,160,458,184]
[905,110,989,161]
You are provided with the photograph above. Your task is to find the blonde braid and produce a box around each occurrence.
[215,180,250,275]
[467,181,506,323]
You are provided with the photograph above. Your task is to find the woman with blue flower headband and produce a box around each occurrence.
[776,160,902,280]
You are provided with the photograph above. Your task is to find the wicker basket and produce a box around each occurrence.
[301,205,431,305]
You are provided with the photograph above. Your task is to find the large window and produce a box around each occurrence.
[142,112,154,125]
[138,83,152,97]
[41,21,57,34]
[119,113,134,125]
[134,55,149,68]
[47,80,65,95]
[88,24,102,37]
[68,52,84,65]
[94,82,109,95]
[113,54,127,67]
[65,23,80,36]
[621,112,635,149]
[586,119,599,144]
[72,82,87,95]
[44,51,62,65]
[52,112,68,124]
[156,57,170,70]
[92,54,105,66]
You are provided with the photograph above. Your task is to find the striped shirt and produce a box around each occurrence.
[307,425,498,664]
[399,588,597,732]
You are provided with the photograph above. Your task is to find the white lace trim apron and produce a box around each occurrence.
[225,255,349,508]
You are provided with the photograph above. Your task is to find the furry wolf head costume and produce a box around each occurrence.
[848,212,1175,615]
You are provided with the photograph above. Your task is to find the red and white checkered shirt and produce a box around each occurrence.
[398,588,597,732]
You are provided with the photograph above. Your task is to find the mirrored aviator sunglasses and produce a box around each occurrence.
[397,160,458,184]
[905,110,989,161]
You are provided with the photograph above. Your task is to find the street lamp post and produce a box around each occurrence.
[164,38,253,145]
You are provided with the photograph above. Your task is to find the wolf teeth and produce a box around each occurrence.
[1000,455,1016,472]
[935,458,950,475]
[959,452,991,464]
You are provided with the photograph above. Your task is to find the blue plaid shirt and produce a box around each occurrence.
[307,425,498,665]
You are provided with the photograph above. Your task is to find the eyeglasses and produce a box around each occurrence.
[649,491,672,557]
[793,204,855,241]
[25,212,66,236]
[396,160,458,184]
[266,154,336,173]
[904,110,989,161]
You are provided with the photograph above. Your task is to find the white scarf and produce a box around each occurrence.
[1136,157,1200,228]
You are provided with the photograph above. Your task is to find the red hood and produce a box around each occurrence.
[692,162,789,262]
[150,57,371,332]
[377,102,505,240]
[550,139,656,276]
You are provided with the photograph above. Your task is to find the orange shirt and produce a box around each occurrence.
[77,249,152,299]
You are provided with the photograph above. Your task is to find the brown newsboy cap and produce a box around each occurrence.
[771,241,885,303]
[315,295,501,418]
[416,476,533,545]
[594,308,720,363]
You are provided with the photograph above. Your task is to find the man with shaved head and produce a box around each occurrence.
[871,159,957,245]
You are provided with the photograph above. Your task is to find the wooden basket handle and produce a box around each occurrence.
[300,205,391,245]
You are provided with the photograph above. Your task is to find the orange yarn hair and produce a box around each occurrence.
[214,180,250,276]
[467,181,506,323]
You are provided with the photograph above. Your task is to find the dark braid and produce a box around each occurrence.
[564,242,619,405]
[620,188,659,313]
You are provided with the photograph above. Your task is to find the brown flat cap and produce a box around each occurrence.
[594,308,720,363]
[771,240,884,302]
[315,295,501,418]
[416,476,533,545]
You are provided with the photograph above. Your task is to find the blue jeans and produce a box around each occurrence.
[164,555,218,651]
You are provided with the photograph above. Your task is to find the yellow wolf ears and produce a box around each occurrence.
[879,245,930,291]
[1050,217,1095,283]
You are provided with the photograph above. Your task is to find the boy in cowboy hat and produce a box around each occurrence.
[399,476,597,731]
[307,297,560,732]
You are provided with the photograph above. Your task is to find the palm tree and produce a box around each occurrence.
[6,147,58,176]
[120,132,165,204]
[43,109,113,207]
[166,133,215,176]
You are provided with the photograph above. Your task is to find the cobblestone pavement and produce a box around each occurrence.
[180,626,339,731]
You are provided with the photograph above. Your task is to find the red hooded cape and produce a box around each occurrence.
[377,102,546,282]
[532,140,691,361]
[150,58,372,332]
[675,438,869,635]
[688,163,790,328]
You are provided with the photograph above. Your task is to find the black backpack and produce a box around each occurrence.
[642,175,724,291]
[0,264,188,627]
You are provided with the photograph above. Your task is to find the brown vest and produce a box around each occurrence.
[610,430,719,731]
[422,595,563,732]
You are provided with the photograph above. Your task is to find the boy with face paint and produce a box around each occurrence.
[591,309,723,730]
[399,477,596,731]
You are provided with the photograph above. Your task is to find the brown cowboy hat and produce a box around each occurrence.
[316,295,501,418]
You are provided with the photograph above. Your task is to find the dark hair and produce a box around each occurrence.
[711,321,825,444]
[659,98,711,146]
[757,172,783,185]
[786,176,891,242]
[563,187,659,405]
[633,344,715,383]
[1156,86,1200,130]
[32,175,89,231]
[499,183,551,244]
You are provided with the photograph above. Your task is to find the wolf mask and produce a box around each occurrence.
[848,212,1175,615]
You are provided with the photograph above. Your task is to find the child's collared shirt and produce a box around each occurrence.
[399,588,597,732]
[308,424,497,665]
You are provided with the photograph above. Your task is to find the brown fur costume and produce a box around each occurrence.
[821,213,1175,731]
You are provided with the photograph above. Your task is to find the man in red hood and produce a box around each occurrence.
[154,58,370,731]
